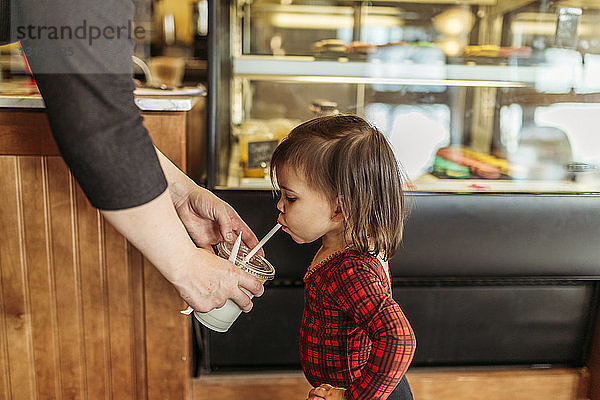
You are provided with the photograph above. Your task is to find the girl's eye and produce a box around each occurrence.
[285,196,297,203]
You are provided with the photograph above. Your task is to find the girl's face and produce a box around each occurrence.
[275,167,343,244]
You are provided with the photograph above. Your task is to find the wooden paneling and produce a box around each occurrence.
[47,156,86,399]
[0,105,199,400]
[144,254,190,400]
[0,111,60,156]
[104,219,136,398]
[142,110,191,400]
[144,112,187,169]
[21,156,62,399]
[74,178,110,400]
[128,243,148,400]
[0,259,9,399]
[0,156,37,399]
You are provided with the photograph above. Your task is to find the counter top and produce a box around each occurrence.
[0,82,204,111]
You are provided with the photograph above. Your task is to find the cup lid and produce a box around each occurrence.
[217,241,275,281]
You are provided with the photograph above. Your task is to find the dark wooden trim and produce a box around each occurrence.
[0,110,60,156]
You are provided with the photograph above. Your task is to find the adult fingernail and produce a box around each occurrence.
[226,232,234,241]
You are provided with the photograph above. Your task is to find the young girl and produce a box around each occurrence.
[270,115,416,400]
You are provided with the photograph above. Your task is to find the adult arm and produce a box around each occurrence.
[101,190,263,312]
[27,71,264,311]
[15,0,263,310]
[16,0,169,210]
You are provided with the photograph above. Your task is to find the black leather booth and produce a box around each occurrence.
[196,192,600,372]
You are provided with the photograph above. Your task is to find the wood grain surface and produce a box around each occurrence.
[0,106,201,400]
[193,368,587,400]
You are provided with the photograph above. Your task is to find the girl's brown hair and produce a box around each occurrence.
[270,114,407,260]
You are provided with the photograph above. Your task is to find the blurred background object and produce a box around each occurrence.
[148,0,208,86]
[432,6,474,57]
[508,124,572,180]
[554,7,582,49]
[148,56,186,88]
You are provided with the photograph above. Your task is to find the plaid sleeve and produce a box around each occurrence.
[329,259,416,400]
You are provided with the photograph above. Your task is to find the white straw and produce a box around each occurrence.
[229,231,243,263]
[181,232,243,315]
[244,223,281,263]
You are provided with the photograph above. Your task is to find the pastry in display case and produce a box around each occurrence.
[208,0,600,194]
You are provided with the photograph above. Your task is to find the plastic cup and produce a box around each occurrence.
[194,241,275,332]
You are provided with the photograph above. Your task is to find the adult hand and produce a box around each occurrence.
[172,183,261,253]
[306,384,346,400]
[101,190,264,313]
[155,148,264,255]
[172,247,264,312]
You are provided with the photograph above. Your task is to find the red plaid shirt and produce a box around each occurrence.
[300,250,415,400]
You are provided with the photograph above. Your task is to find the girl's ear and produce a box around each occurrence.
[331,196,344,222]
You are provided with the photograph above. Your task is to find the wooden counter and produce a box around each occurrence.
[0,100,205,400]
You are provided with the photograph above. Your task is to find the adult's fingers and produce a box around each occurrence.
[228,289,253,313]
[239,224,263,256]
[237,268,264,297]
[229,270,264,312]
[212,204,235,242]
[228,210,267,257]
[216,205,265,257]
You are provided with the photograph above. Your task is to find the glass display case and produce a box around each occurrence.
[202,0,600,374]
[208,0,600,193]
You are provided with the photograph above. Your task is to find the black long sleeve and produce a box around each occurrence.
[11,0,167,210]
[0,0,9,44]
[32,73,168,210]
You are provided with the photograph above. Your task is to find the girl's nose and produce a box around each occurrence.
[276,196,285,213]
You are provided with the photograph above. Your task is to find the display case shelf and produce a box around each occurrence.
[233,56,536,87]
[220,175,598,193]
[234,54,600,92]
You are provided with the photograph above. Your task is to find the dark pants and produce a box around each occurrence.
[386,375,413,400]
